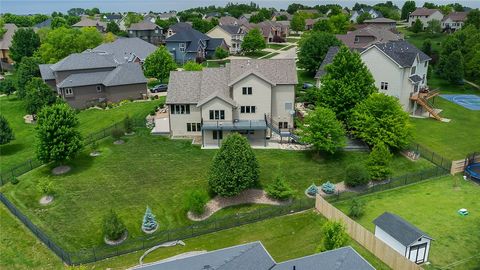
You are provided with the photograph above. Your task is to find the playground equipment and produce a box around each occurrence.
[464,152,480,182]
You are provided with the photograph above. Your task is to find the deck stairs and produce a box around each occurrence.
[264,115,303,144]
[410,90,444,121]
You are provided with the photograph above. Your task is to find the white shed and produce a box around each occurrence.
[374,212,433,264]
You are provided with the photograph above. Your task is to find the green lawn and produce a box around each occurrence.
[0,129,433,251]
[399,28,447,52]
[267,43,287,50]
[203,59,230,68]
[286,37,300,43]
[335,176,480,270]
[0,96,163,173]
[411,74,480,160]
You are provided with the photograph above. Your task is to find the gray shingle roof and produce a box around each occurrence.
[167,59,297,105]
[372,40,431,67]
[219,25,242,35]
[374,212,433,247]
[50,52,117,72]
[272,246,375,270]
[169,22,192,32]
[364,17,396,23]
[314,46,340,79]
[92,38,158,63]
[34,18,52,29]
[128,21,162,31]
[72,17,107,29]
[103,62,147,86]
[409,74,423,83]
[57,71,110,88]
[39,64,55,80]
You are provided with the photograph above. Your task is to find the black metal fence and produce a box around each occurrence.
[326,166,449,203]
[408,143,452,171]
[0,118,148,186]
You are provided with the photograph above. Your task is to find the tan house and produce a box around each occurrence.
[207,25,246,54]
[336,26,403,49]
[72,17,107,32]
[39,52,147,109]
[408,8,444,28]
[0,23,18,66]
[166,59,298,147]
[442,12,469,32]
[243,21,289,43]
[364,17,397,31]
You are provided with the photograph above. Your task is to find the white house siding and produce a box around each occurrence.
[271,84,295,128]
[201,98,234,121]
[409,11,444,28]
[231,74,272,121]
[442,18,464,31]
[374,227,407,256]
[405,237,431,263]
[169,104,202,137]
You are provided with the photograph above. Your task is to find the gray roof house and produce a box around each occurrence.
[39,51,147,109]
[374,212,433,264]
[207,25,246,54]
[131,242,375,270]
[127,21,164,46]
[33,18,52,29]
[91,37,158,63]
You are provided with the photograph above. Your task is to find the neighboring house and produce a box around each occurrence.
[364,17,397,30]
[316,40,431,114]
[272,11,293,21]
[374,212,433,264]
[203,12,221,20]
[350,8,383,23]
[33,18,52,29]
[91,37,158,63]
[218,16,241,26]
[314,46,340,87]
[143,13,157,24]
[305,18,320,30]
[207,25,245,54]
[72,17,107,32]
[39,52,147,109]
[408,8,444,28]
[131,242,375,270]
[442,11,468,31]
[0,23,18,65]
[165,27,228,64]
[166,59,297,147]
[158,12,178,21]
[239,12,257,22]
[166,22,192,37]
[103,13,123,22]
[336,26,403,49]
[243,21,289,43]
[127,21,164,45]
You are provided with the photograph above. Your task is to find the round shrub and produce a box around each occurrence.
[265,176,295,200]
[348,198,365,218]
[344,164,369,187]
[321,181,335,194]
[103,209,127,241]
[306,183,318,196]
[185,190,209,215]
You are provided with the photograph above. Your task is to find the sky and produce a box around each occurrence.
[1,0,479,15]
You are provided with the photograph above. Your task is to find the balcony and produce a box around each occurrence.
[201,119,267,131]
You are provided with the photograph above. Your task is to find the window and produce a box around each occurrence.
[171,104,190,114]
[179,43,186,52]
[187,123,202,132]
[422,74,426,84]
[155,29,159,34]
[209,110,225,120]
[240,106,256,114]
[285,102,293,111]
[278,122,288,129]
[354,36,360,43]
[424,61,428,68]
[96,85,102,93]
[411,66,416,75]
[64,88,73,96]
[381,82,389,90]
[213,130,223,140]
[129,30,133,34]
[242,87,252,95]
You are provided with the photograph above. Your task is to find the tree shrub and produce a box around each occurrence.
[142,206,158,231]
[306,183,318,196]
[111,128,124,140]
[123,115,134,134]
[321,181,335,194]
[367,143,393,180]
[318,220,349,251]
[37,180,54,195]
[265,176,295,200]
[348,198,365,218]
[214,47,228,59]
[344,163,369,187]
[10,176,19,185]
[185,189,209,215]
[0,114,15,145]
[103,210,127,241]
[208,133,259,197]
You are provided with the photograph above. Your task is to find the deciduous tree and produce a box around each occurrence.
[10,28,40,63]
[0,76,16,96]
[290,13,306,32]
[143,46,177,82]
[465,9,480,29]
[442,50,464,83]
[356,12,372,24]
[214,47,228,59]
[411,18,423,33]
[25,78,58,118]
[183,61,203,71]
[367,143,393,180]
[425,19,442,35]
[319,221,349,251]
[297,31,341,74]
[241,28,266,54]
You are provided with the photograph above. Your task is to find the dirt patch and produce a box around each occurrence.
[52,165,71,175]
[39,195,54,205]
[104,231,128,246]
[187,189,288,221]
[113,140,125,145]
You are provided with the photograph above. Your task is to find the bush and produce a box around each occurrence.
[123,115,134,134]
[318,220,349,252]
[265,176,295,200]
[103,209,127,241]
[367,143,393,180]
[10,176,19,185]
[185,189,209,215]
[321,181,335,194]
[348,198,365,218]
[215,47,229,59]
[111,128,124,140]
[344,163,369,187]
[37,180,54,195]
[306,183,318,196]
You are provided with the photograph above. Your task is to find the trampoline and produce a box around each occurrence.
[465,163,480,182]
[440,94,480,110]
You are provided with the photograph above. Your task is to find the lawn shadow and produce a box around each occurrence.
[0,143,25,156]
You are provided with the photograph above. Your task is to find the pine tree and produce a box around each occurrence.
[142,206,158,232]
[0,115,15,145]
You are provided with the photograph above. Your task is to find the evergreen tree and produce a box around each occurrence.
[106,21,120,34]
[10,28,40,63]
[208,133,259,197]
[421,39,432,57]
[367,143,393,180]
[442,50,464,83]
[318,46,377,122]
[143,46,177,83]
[401,1,416,20]
[141,206,158,231]
[0,115,15,145]
[411,18,423,33]
[14,56,42,99]
[0,76,16,96]
[103,210,127,241]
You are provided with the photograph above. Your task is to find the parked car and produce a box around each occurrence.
[302,82,314,89]
[150,84,168,93]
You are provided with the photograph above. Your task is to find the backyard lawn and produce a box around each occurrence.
[267,43,288,50]
[0,96,163,173]
[335,176,480,270]
[411,74,480,160]
[0,129,434,251]
[399,28,447,52]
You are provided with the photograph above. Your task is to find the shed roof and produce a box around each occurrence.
[374,212,433,247]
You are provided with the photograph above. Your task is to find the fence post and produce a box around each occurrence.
[29,159,33,170]
[93,247,97,261]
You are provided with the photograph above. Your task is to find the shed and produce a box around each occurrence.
[374,212,433,264]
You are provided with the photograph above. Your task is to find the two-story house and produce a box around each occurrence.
[91,37,157,64]
[127,21,164,45]
[166,59,297,147]
[364,17,397,31]
[165,27,228,64]
[39,52,147,109]
[207,25,246,54]
[408,8,444,28]
[336,26,403,49]
[350,8,383,23]
[243,21,289,43]
[72,17,107,32]
[442,12,468,32]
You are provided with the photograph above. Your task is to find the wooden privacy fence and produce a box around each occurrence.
[450,154,480,175]
[315,195,423,270]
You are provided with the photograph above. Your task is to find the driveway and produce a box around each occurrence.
[271,46,297,60]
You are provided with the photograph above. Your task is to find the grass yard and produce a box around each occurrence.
[203,59,230,68]
[0,129,434,251]
[335,176,480,270]
[399,28,447,52]
[0,96,163,173]
[267,43,287,50]
[411,74,480,160]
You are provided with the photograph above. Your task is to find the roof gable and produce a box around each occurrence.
[228,70,276,87]
[92,37,157,63]
[50,52,117,72]
[364,40,431,68]
[374,212,433,247]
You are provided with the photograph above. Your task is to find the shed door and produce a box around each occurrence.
[409,243,427,264]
